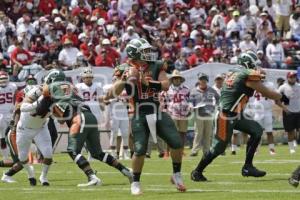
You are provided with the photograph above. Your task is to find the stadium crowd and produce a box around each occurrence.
[1,0,300,81]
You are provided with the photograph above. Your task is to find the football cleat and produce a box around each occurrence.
[39,175,50,186]
[1,173,16,183]
[131,182,142,195]
[269,149,276,155]
[231,151,236,155]
[190,152,198,157]
[171,172,186,192]
[290,149,296,154]
[241,165,266,177]
[121,168,133,183]
[190,170,207,182]
[29,177,37,186]
[288,167,300,188]
[77,175,101,187]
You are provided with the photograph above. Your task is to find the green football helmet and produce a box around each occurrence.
[125,38,157,61]
[44,69,66,84]
[237,50,259,69]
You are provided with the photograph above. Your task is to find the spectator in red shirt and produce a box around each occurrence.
[38,0,57,15]
[30,38,48,59]
[83,42,97,66]
[92,2,108,20]
[10,40,32,79]
[187,45,205,68]
[72,1,91,17]
[61,25,79,47]
[95,49,114,67]
[101,38,120,65]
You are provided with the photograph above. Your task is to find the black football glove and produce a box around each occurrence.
[280,93,290,105]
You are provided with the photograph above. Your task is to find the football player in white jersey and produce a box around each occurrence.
[1,85,53,186]
[75,68,104,127]
[0,71,17,162]
[104,82,130,160]
[248,74,276,155]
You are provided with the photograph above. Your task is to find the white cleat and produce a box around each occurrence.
[131,181,142,195]
[77,175,102,187]
[171,172,186,192]
[269,149,276,155]
[1,173,16,183]
[39,175,50,186]
[123,150,131,160]
[290,149,296,154]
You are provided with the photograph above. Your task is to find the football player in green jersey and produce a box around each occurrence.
[101,38,186,195]
[190,51,289,182]
[37,69,133,187]
[289,165,300,187]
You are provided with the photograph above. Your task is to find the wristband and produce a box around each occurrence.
[148,81,162,91]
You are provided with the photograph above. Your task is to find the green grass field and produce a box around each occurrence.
[0,145,299,200]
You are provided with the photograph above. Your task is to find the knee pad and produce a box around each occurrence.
[98,152,115,165]
[74,154,89,170]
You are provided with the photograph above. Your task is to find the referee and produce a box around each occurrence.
[277,72,300,154]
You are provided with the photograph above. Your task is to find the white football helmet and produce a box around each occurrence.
[81,67,93,78]
[0,71,9,87]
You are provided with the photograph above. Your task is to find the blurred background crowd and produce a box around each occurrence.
[0,0,300,81]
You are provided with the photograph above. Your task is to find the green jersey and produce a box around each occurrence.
[220,68,262,113]
[44,81,86,125]
[115,60,166,114]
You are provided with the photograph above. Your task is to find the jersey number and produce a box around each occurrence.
[82,91,97,101]
[0,93,13,104]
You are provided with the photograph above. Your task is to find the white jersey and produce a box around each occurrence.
[18,85,49,129]
[0,82,17,115]
[103,84,128,120]
[251,81,275,113]
[75,82,103,118]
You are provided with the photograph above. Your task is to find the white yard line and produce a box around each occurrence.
[0,187,300,194]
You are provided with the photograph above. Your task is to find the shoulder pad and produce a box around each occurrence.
[114,63,130,77]
[247,69,262,81]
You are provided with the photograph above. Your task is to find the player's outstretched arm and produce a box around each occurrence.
[246,81,282,101]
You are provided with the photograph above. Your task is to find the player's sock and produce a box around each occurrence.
[41,164,50,178]
[268,144,275,150]
[245,136,261,166]
[288,141,295,151]
[5,162,23,176]
[195,151,217,173]
[133,172,141,182]
[74,154,95,177]
[22,163,35,178]
[294,140,298,148]
[231,144,237,152]
[172,162,182,173]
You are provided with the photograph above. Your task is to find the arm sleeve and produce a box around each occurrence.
[20,101,38,112]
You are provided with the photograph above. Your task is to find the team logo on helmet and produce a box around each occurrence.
[125,38,157,61]
[44,69,66,84]
[237,50,259,69]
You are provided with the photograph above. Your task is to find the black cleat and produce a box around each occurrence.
[158,152,164,158]
[191,170,207,182]
[29,178,37,186]
[231,151,236,155]
[288,167,300,188]
[241,165,266,177]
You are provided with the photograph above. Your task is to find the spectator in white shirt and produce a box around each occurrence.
[239,34,257,53]
[226,11,245,40]
[263,0,276,21]
[58,39,79,69]
[189,2,206,24]
[118,0,136,17]
[240,9,257,35]
[121,26,140,43]
[275,0,293,37]
[290,5,300,42]
[266,38,286,68]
